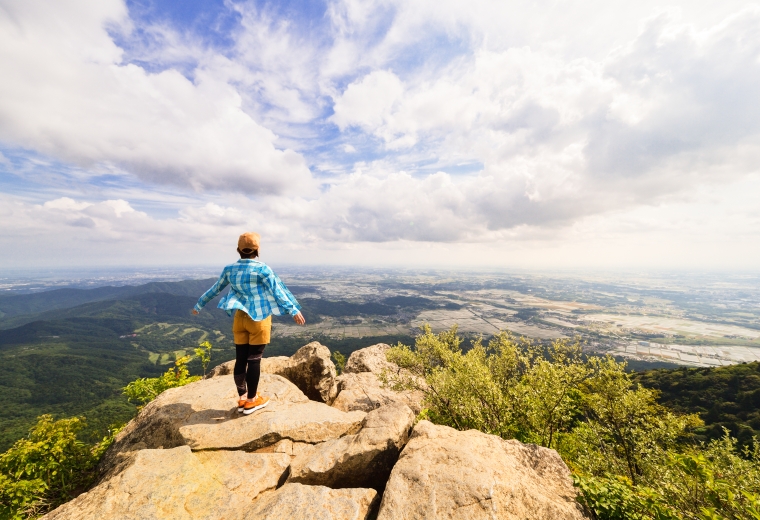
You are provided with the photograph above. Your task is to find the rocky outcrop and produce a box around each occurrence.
[288,404,415,490]
[45,446,253,520]
[277,342,338,403]
[46,340,588,520]
[245,483,378,520]
[332,344,424,413]
[99,373,364,476]
[194,449,291,497]
[376,420,588,520]
[343,343,396,374]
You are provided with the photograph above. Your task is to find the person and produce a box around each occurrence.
[192,232,305,415]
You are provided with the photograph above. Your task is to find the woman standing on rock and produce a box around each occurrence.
[192,232,306,415]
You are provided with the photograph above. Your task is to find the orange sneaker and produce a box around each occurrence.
[237,398,247,413]
[243,394,270,415]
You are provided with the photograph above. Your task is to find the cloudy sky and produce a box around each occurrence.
[1,0,759,270]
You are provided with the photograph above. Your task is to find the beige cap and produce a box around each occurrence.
[238,232,260,253]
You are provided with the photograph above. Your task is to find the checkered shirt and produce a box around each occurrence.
[193,259,301,319]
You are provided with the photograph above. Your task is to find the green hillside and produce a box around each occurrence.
[0,291,233,450]
[634,361,760,449]
[0,278,217,328]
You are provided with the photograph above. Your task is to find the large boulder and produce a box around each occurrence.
[44,447,251,520]
[244,483,378,520]
[288,404,415,490]
[332,372,424,414]
[376,421,589,520]
[99,373,365,476]
[343,343,396,374]
[275,342,338,403]
[194,450,291,496]
[332,344,423,413]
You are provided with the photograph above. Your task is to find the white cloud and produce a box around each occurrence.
[2,0,760,269]
[331,70,405,132]
[322,7,760,237]
[0,0,314,195]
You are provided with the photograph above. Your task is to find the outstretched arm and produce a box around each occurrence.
[261,270,305,325]
[192,270,229,314]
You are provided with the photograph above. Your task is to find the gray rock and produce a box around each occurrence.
[332,372,423,414]
[288,404,415,490]
[44,447,243,520]
[344,343,395,374]
[376,420,589,520]
[99,374,365,476]
[194,450,290,496]
[244,483,378,520]
[332,344,423,413]
[275,342,338,403]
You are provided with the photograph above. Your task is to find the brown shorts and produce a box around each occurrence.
[233,311,272,345]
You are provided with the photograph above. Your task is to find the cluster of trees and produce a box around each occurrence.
[385,326,760,519]
[634,362,760,450]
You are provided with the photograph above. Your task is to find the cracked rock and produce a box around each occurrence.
[288,403,415,490]
[44,447,244,520]
[244,483,378,520]
[376,420,589,520]
[99,373,365,477]
[332,344,423,413]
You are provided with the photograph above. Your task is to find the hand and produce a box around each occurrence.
[293,312,306,325]
[191,309,199,315]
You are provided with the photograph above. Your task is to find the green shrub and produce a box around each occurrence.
[0,416,119,520]
[332,351,346,375]
[123,355,200,407]
[385,325,760,520]
[193,341,213,377]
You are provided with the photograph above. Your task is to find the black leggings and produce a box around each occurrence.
[234,344,266,397]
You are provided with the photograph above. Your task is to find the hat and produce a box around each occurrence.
[238,232,260,253]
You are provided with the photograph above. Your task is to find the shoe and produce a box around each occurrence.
[243,394,270,415]
[237,398,247,413]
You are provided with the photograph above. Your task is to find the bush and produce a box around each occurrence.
[123,355,200,406]
[385,326,760,520]
[0,416,119,519]
[332,351,346,375]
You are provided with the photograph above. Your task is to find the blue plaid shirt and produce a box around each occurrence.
[193,260,301,320]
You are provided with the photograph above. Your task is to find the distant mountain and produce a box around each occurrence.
[0,278,219,329]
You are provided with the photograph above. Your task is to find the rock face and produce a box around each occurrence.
[45,447,245,520]
[377,420,588,520]
[288,404,415,490]
[343,343,396,374]
[194,450,291,497]
[245,483,378,520]
[99,373,365,476]
[45,340,587,520]
[277,342,339,403]
[332,344,424,413]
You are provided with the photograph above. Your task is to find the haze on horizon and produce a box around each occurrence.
[1,0,759,271]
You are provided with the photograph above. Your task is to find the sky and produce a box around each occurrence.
[1,0,759,270]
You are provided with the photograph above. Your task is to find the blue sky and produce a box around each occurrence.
[1,0,759,269]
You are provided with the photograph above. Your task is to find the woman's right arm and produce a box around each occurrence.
[192,269,229,313]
